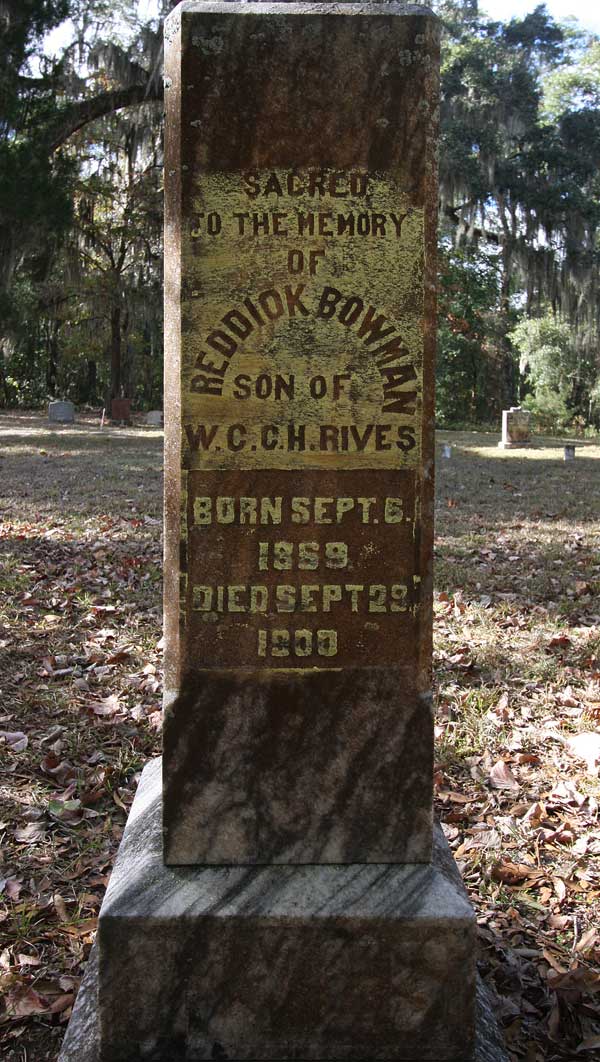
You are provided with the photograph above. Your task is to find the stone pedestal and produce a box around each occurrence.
[164,669,433,865]
[59,761,508,1062]
[60,949,509,1062]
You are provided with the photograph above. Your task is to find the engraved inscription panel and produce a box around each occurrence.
[186,469,419,668]
[181,169,424,471]
[180,168,426,670]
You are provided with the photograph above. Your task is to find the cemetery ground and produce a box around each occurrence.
[0,413,599,1062]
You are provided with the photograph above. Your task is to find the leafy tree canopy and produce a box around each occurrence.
[1,0,599,429]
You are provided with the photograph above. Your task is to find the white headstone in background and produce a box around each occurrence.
[498,406,531,449]
[145,410,164,427]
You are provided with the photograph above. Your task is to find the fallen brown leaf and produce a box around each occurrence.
[548,635,572,652]
[437,789,472,804]
[87,694,122,717]
[575,928,599,956]
[489,759,520,791]
[53,893,69,921]
[576,1035,600,1053]
[49,993,74,1015]
[0,731,28,753]
[14,822,46,845]
[17,953,42,967]
[491,860,543,886]
[4,987,50,1019]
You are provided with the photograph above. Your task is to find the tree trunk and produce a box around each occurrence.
[110,304,122,401]
[46,319,60,396]
[0,340,8,408]
[499,256,517,409]
[86,359,97,403]
[47,82,164,155]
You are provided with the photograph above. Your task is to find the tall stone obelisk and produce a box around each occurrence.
[58,5,508,1060]
[162,0,438,867]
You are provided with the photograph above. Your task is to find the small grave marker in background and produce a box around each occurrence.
[110,397,131,424]
[48,400,75,424]
[145,409,164,426]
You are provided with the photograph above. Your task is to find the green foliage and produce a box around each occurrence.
[1,0,600,430]
[508,313,599,430]
[0,139,74,249]
[520,387,572,434]
[1,277,49,407]
[0,0,70,124]
[434,0,600,430]
[0,2,77,304]
[439,3,564,209]
[437,245,508,426]
[543,39,600,122]
[510,314,578,394]
[0,1,164,408]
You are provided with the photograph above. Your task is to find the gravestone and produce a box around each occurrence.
[145,409,164,426]
[111,397,131,424]
[161,0,439,866]
[498,406,531,448]
[59,3,508,1060]
[48,399,75,423]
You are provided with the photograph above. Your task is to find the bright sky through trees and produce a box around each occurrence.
[43,0,160,56]
[481,0,600,34]
[42,0,599,59]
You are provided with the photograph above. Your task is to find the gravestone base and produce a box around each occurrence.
[59,947,508,1062]
[59,761,507,1062]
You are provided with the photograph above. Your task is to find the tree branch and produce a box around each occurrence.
[46,81,163,154]
[443,203,501,245]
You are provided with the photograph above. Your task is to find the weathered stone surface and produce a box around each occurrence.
[164,668,433,864]
[60,760,479,1061]
[60,947,508,1062]
[498,407,531,448]
[145,410,164,426]
[163,0,439,865]
[48,399,75,423]
[58,761,507,1062]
